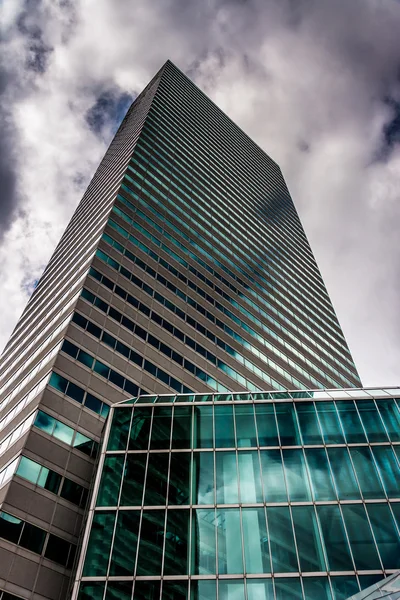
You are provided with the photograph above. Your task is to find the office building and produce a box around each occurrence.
[0,59,395,600]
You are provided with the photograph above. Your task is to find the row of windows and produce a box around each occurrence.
[0,413,36,460]
[83,503,400,578]
[132,134,348,359]
[0,511,76,568]
[34,410,98,459]
[98,234,323,392]
[114,182,354,386]
[16,455,88,508]
[79,285,264,392]
[107,399,400,451]
[99,445,400,506]
[77,574,378,600]
[49,371,110,418]
[60,338,146,398]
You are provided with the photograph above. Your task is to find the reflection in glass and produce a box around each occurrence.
[341,504,381,570]
[327,448,360,500]
[372,446,400,497]
[133,580,160,600]
[191,580,216,600]
[172,407,192,449]
[216,452,239,504]
[217,509,243,574]
[234,404,257,447]
[282,449,312,501]
[255,404,279,446]
[83,511,115,576]
[295,402,323,444]
[335,401,367,443]
[367,503,400,569]
[292,505,326,572]
[260,450,287,502]
[215,405,235,447]
[218,580,245,600]
[109,511,140,575]
[356,400,388,442]
[376,399,400,441]
[130,407,152,450]
[315,402,344,444]
[242,508,271,574]
[191,509,216,575]
[349,447,385,499]
[108,410,131,450]
[305,448,337,501]
[168,452,190,505]
[238,451,263,503]
[120,453,147,506]
[274,578,303,600]
[330,576,359,600]
[150,407,172,449]
[194,406,213,448]
[78,582,105,600]
[302,577,332,600]
[162,581,187,600]
[97,455,124,506]
[275,403,301,445]
[136,510,165,576]
[246,579,274,600]
[164,509,190,575]
[317,505,353,571]
[144,453,169,505]
[192,452,214,505]
[105,581,132,600]
[268,506,298,572]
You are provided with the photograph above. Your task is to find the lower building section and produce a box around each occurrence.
[72,387,400,600]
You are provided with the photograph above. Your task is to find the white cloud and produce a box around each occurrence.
[1,0,400,386]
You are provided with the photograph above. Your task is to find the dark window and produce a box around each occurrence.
[60,478,85,506]
[49,372,68,394]
[66,382,85,404]
[19,522,46,554]
[45,534,71,566]
[85,393,102,415]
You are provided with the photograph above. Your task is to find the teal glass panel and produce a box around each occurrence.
[274,578,303,600]
[282,449,312,501]
[130,407,152,450]
[341,504,381,570]
[234,404,257,447]
[77,582,105,600]
[315,402,345,444]
[330,577,359,600]
[305,448,337,501]
[275,403,301,445]
[96,455,124,506]
[242,508,271,574]
[247,579,274,600]
[163,509,190,575]
[53,420,74,445]
[109,510,140,575]
[218,580,245,600]
[16,456,41,484]
[38,467,62,493]
[73,431,94,456]
[255,404,279,446]
[238,451,263,503]
[260,450,287,502]
[268,506,299,572]
[172,406,192,449]
[367,503,400,569]
[192,452,214,505]
[49,372,68,393]
[194,406,213,448]
[162,581,188,600]
[144,453,169,505]
[356,400,388,442]
[119,453,147,506]
[358,575,386,592]
[292,505,326,572]
[105,581,132,600]
[376,399,400,441]
[168,452,191,505]
[107,408,131,450]
[372,446,400,497]
[215,405,235,448]
[216,451,239,504]
[191,508,216,575]
[349,447,385,499]
[82,510,116,576]
[190,580,216,600]
[150,407,172,449]
[133,581,160,600]
[302,578,332,600]
[317,505,353,571]
[217,508,243,574]
[335,401,367,443]
[327,447,360,500]
[295,401,323,445]
[136,509,165,575]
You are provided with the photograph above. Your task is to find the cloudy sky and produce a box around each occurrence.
[1,0,400,386]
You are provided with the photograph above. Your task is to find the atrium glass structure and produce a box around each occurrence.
[73,388,400,600]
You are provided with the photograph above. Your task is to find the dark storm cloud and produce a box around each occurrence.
[86,90,135,137]
[0,69,18,241]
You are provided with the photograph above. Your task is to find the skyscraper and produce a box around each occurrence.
[0,59,396,600]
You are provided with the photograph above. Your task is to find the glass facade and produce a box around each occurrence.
[74,388,400,600]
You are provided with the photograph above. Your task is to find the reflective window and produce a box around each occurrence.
[367,503,400,569]
[107,408,131,451]
[144,453,169,505]
[282,449,312,501]
[130,408,152,450]
[120,453,147,506]
[376,399,400,441]
[216,451,238,504]
[247,580,274,600]
[83,511,115,576]
[372,446,400,497]
[191,509,216,575]
[109,511,140,575]
[168,452,190,505]
[295,401,323,445]
[136,510,165,576]
[341,504,381,570]
[214,405,235,447]
[191,580,216,600]
[97,455,124,506]
[315,402,345,444]
[327,447,360,500]
[172,407,192,449]
[238,451,263,503]
[305,448,337,501]
[193,406,213,448]
[302,577,332,600]
[349,447,385,499]
[292,505,326,572]
[335,401,366,443]
[356,400,388,442]
[242,508,270,574]
[192,452,215,505]
[274,578,303,600]
[275,403,301,445]
[317,505,353,571]
[218,580,245,600]
[163,509,190,575]
[260,449,287,502]
[217,508,243,574]
[150,407,172,449]
[268,506,299,572]
[255,404,279,446]
[234,404,257,447]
